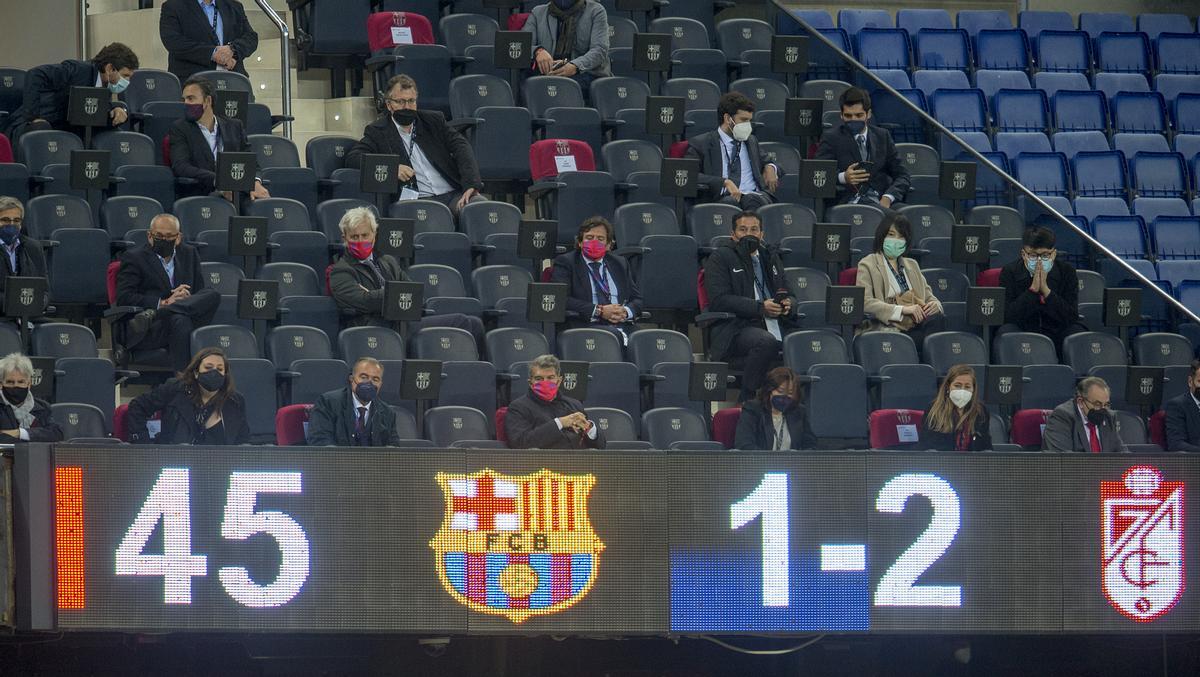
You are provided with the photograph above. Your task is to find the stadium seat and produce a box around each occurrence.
[1013,152,1071,198]
[388,199,455,235]
[1010,408,1053,449]
[637,235,699,314]
[1133,331,1194,368]
[52,403,108,442]
[485,327,550,375]
[993,89,1049,133]
[1052,90,1109,134]
[48,229,109,309]
[965,205,1025,238]
[261,262,321,298]
[641,407,713,449]
[266,325,333,370]
[1079,12,1136,39]
[409,264,471,303]
[782,329,849,375]
[929,88,988,133]
[337,326,405,364]
[996,131,1052,161]
[975,29,1031,72]
[915,28,970,71]
[1139,14,1194,40]
[589,77,651,128]
[838,9,892,36]
[1020,11,1074,39]
[1152,216,1200,259]
[869,408,926,450]
[808,363,870,443]
[897,9,953,35]
[1062,331,1128,376]
[112,165,176,213]
[1156,75,1200,115]
[662,78,723,113]
[1131,152,1190,199]
[957,10,1013,41]
[286,358,350,405]
[99,195,161,244]
[440,13,498,58]
[716,18,774,63]
[922,331,987,375]
[1095,73,1151,103]
[1074,196,1130,222]
[1111,92,1168,135]
[25,195,94,240]
[588,406,641,444]
[799,79,854,112]
[173,196,235,242]
[471,265,533,311]
[1036,31,1093,73]
[190,324,259,359]
[783,266,831,302]
[1053,130,1111,161]
[528,139,614,246]
[269,231,329,279]
[1095,31,1152,74]
[1157,259,1200,289]
[1092,215,1149,258]
[247,197,312,235]
[730,78,790,112]
[1034,71,1091,100]
[607,15,637,50]
[1155,33,1200,75]
[558,328,624,363]
[0,68,25,116]
[1133,197,1192,223]
[994,332,1059,365]
[853,331,920,377]
[425,405,491,446]
[93,131,156,170]
[1072,151,1128,199]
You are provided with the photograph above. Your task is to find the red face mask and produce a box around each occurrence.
[532,380,559,401]
[581,239,607,261]
[346,240,374,260]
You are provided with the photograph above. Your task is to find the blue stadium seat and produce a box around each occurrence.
[1095,31,1152,73]
[1034,71,1092,99]
[607,16,638,50]
[912,69,970,98]
[248,197,312,235]
[870,68,912,91]
[957,10,1013,41]
[809,29,854,82]
[1063,331,1129,377]
[1019,11,1075,39]
[838,9,892,36]
[1158,259,1200,289]
[1092,215,1149,258]
[269,231,328,278]
[994,331,1059,365]
[1175,94,1200,135]
[929,88,988,132]
[996,132,1052,161]
[1134,197,1193,222]
[1114,132,1171,157]
[1155,74,1200,110]
[1155,33,1200,75]
[897,9,953,35]
[1152,216,1200,259]
[1053,130,1111,160]
[993,89,1049,133]
[1079,12,1136,40]
[1074,196,1131,222]
[1175,134,1200,161]
[856,28,912,71]
[439,13,498,57]
[1131,152,1190,199]
[976,29,1031,71]
[715,18,774,64]
[1072,151,1129,199]
[782,9,834,31]
[973,151,1012,205]
[915,28,971,70]
[662,78,722,113]
[1138,14,1194,41]
[438,362,498,434]
[1053,90,1109,133]
[1036,31,1093,72]
[922,331,987,376]
[975,69,1030,103]
[648,17,710,50]
[1094,73,1151,102]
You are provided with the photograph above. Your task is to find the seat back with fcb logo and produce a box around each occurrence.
[190,324,260,359]
[368,11,435,53]
[869,408,925,449]
[529,138,596,181]
[265,325,333,370]
[52,402,108,441]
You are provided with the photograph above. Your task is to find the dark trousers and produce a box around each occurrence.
[717,191,776,211]
[142,288,220,370]
[731,326,781,400]
[906,313,947,359]
[996,321,1087,359]
[428,189,487,218]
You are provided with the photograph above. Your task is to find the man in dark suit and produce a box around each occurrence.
[685,92,780,210]
[116,213,220,371]
[814,86,910,208]
[0,197,48,300]
[159,0,259,82]
[702,210,798,401]
[168,75,269,200]
[1042,377,1128,452]
[996,226,1086,356]
[1164,360,1200,452]
[550,216,642,345]
[307,357,401,447]
[345,74,485,218]
[506,354,605,449]
[0,43,138,141]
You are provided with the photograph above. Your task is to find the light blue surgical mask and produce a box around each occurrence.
[882,237,906,258]
[108,76,130,94]
[1025,255,1053,275]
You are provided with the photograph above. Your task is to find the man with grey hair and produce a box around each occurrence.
[328,206,483,346]
[1042,376,1127,452]
[0,196,48,301]
[307,357,400,447]
[0,352,62,442]
[505,354,604,449]
[116,213,219,370]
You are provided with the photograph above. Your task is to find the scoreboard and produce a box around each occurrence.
[13,444,1200,634]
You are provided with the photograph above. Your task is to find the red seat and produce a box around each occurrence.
[275,404,313,445]
[697,268,710,311]
[1011,408,1053,448]
[838,267,858,285]
[161,135,171,166]
[1148,409,1166,449]
[668,140,690,158]
[0,133,13,164]
[869,408,925,449]
[976,267,1002,286]
[113,403,161,442]
[529,138,595,181]
[106,260,121,305]
[367,12,435,53]
[711,407,741,448]
[495,406,509,444]
[508,13,530,31]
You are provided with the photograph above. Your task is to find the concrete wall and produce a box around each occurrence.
[0,0,84,69]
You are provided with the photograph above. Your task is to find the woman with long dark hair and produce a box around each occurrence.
[127,347,249,444]
[733,366,818,450]
[921,364,992,451]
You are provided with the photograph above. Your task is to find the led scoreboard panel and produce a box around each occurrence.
[37,446,1200,634]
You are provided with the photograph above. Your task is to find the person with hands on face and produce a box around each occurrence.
[524,0,611,95]
[126,347,250,445]
[856,212,944,350]
[344,74,485,218]
[169,76,269,201]
[307,358,401,447]
[0,353,63,443]
[702,210,797,402]
[733,367,817,450]
[550,216,642,344]
[997,226,1085,356]
[505,354,605,449]
[1043,376,1127,452]
[814,87,910,208]
[921,364,992,451]
[686,92,781,210]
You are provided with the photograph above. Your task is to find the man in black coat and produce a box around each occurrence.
[685,91,780,210]
[996,226,1085,355]
[550,216,642,344]
[344,74,485,218]
[307,358,401,447]
[0,43,139,141]
[116,214,220,370]
[814,86,910,208]
[702,210,798,401]
[168,76,269,200]
[159,0,259,82]
[0,197,48,300]
[1164,360,1200,452]
[506,354,605,449]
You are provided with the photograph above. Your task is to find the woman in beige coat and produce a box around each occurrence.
[855,212,945,351]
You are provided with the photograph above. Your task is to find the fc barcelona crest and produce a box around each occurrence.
[659,107,674,124]
[952,172,968,190]
[219,335,231,348]
[509,42,524,59]
[242,227,257,246]
[646,44,661,61]
[642,212,653,225]
[251,291,268,309]
[397,292,414,311]
[224,100,239,118]
[546,85,558,97]
[674,170,689,187]
[488,211,499,224]
[367,336,378,349]
[825,233,840,252]
[555,140,571,155]
[812,170,827,188]
[1117,299,1132,317]
[998,376,1013,393]
[1139,377,1155,395]
[128,206,139,218]
[389,230,404,248]
[785,46,799,63]
[230,163,246,181]
[702,372,719,391]
[964,235,979,253]
[541,294,557,312]
[18,287,33,306]
[1101,466,1184,622]
[562,372,578,390]
[374,164,390,183]
[416,371,431,389]
[431,469,605,623]
[83,97,99,115]
[980,298,995,316]
[477,84,488,97]
[840,295,855,314]
[532,230,548,249]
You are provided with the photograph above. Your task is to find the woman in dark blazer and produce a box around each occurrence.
[0,353,63,442]
[734,367,817,450]
[127,347,250,444]
[921,364,992,451]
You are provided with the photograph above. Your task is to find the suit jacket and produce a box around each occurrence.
[685,129,778,200]
[856,252,941,334]
[127,377,250,444]
[168,115,251,196]
[344,111,483,194]
[0,396,63,443]
[701,239,797,361]
[1000,258,1080,337]
[0,60,121,138]
[733,400,817,450]
[307,387,401,447]
[505,392,606,449]
[550,250,642,330]
[116,243,207,310]
[1163,392,1200,452]
[920,405,993,451]
[814,122,911,205]
[159,0,258,81]
[329,253,409,328]
[522,1,611,77]
[0,235,48,296]
[1042,400,1128,452]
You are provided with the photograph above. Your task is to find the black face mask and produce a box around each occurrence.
[196,370,226,393]
[391,109,417,127]
[152,237,176,260]
[1086,408,1109,427]
[3,386,28,404]
[738,235,761,255]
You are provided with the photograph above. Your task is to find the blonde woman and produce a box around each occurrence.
[921,364,992,451]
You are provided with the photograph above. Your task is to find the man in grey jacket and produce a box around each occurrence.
[522,0,610,95]
[1042,377,1128,453]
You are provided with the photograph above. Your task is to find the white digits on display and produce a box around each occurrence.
[115,468,311,608]
[874,473,962,607]
[730,472,790,607]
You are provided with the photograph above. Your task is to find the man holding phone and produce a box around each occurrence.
[815,87,910,208]
[523,0,611,99]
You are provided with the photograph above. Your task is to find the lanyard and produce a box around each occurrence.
[204,1,218,31]
[587,262,614,302]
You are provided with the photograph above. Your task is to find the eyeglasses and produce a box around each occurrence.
[1083,398,1111,410]
[0,218,22,226]
[387,96,418,106]
[1024,252,1054,262]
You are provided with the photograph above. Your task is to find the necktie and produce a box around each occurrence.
[588,261,611,301]
[367,258,385,286]
[857,134,868,162]
[1088,422,1101,453]
[727,139,742,193]
[355,406,368,445]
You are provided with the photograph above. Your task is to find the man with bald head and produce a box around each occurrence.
[116,213,219,370]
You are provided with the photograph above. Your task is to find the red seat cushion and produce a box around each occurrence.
[668,140,690,158]
[106,260,121,306]
[529,139,596,181]
[711,407,741,448]
[0,133,13,164]
[976,267,1002,286]
[1149,409,1166,449]
[275,404,313,445]
[495,407,509,443]
[1011,409,1053,448]
[367,12,435,52]
[869,409,925,449]
[838,267,858,285]
[508,13,531,31]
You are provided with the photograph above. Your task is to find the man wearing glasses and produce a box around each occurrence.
[997,226,1086,356]
[345,74,485,219]
[0,197,48,301]
[1043,376,1127,452]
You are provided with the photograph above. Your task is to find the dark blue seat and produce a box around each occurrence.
[1053,90,1109,133]
[1095,73,1151,102]
[1155,32,1200,75]
[1174,94,1200,135]
[1152,216,1200,259]
[1133,197,1192,222]
[1139,14,1194,41]
[1036,30,1093,72]
[1092,215,1149,258]
[662,78,722,113]
[807,363,869,443]
[995,132,1052,161]
[1096,31,1152,73]
[1053,130,1111,160]
[1013,152,1071,197]
[929,88,988,132]
[957,10,1013,41]
[1131,152,1190,199]
[1112,92,1168,135]
[715,18,774,63]
[730,78,790,112]
[975,70,1031,105]
[1079,12,1136,39]
[638,235,698,313]
[838,9,892,36]
[914,28,970,70]
[48,229,109,309]
[439,13,498,58]
[1113,132,1171,157]
[897,9,953,35]
[1072,151,1129,199]
[1034,71,1091,99]
[1020,11,1075,40]
[1074,196,1130,222]
[247,197,312,235]
[1159,259,1200,289]
[438,362,498,434]
[1155,74,1200,110]
[856,28,912,71]
[589,76,650,125]
[976,29,1031,71]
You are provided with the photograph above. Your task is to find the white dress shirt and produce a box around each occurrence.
[394,120,455,197]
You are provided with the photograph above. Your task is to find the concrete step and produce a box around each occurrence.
[256,97,327,133]
[245,66,329,101]
[324,98,378,136]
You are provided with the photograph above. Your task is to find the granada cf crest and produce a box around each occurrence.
[431,469,605,623]
[1101,466,1184,622]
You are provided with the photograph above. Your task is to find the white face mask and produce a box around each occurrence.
[731,121,753,142]
[948,388,973,409]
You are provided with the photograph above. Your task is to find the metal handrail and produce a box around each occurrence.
[254,0,293,139]
[79,0,88,60]
[770,1,1200,326]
